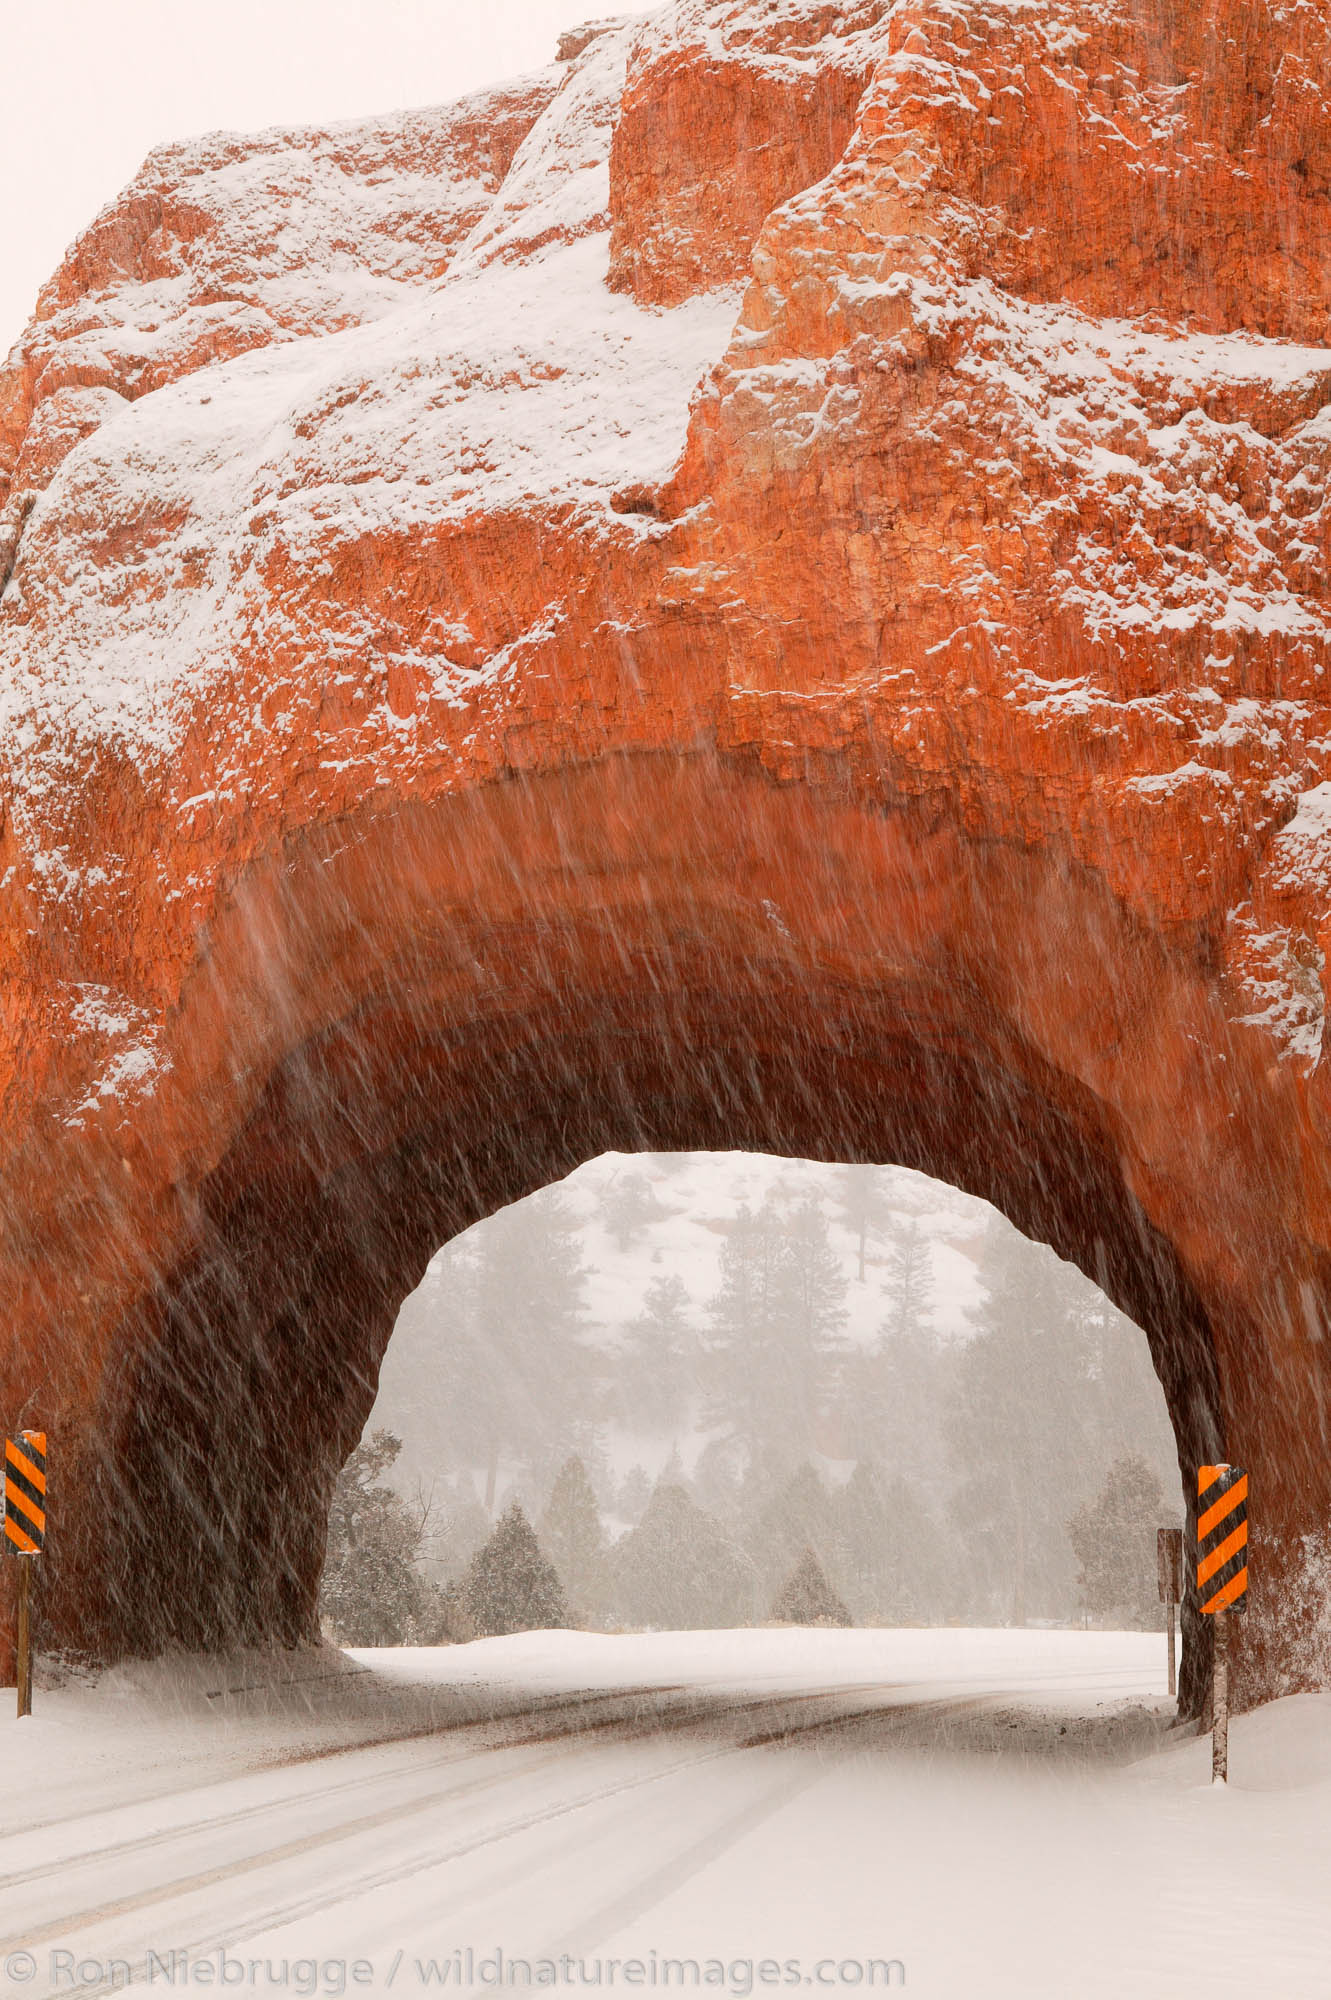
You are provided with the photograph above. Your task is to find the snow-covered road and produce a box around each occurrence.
[4,1630,1331,2000]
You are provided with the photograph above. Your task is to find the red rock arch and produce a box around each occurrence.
[7,0,1331,1712]
[21,754,1279,1714]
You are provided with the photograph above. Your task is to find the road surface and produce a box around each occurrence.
[1,1629,1328,2000]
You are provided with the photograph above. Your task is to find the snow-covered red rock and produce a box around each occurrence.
[4,0,1331,1709]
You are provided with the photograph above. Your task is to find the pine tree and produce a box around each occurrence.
[704,1203,760,1437]
[691,1434,745,1523]
[1067,1453,1176,1628]
[836,1460,888,1617]
[771,1547,851,1626]
[706,1192,847,1458]
[391,1190,596,1511]
[842,1221,940,1468]
[659,1441,687,1488]
[883,1220,934,1342]
[836,1461,952,1624]
[607,1484,757,1629]
[539,1457,605,1621]
[616,1464,653,1523]
[735,1441,798,1525]
[876,1473,952,1621]
[1077,1283,1181,1488]
[946,1217,1110,1624]
[776,1196,850,1363]
[603,1168,662,1250]
[319,1430,437,1645]
[836,1166,889,1283]
[617,1274,697,1431]
[707,1202,773,1381]
[748,1462,845,1603]
[463,1503,568,1636]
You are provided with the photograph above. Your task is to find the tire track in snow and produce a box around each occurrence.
[1,1687,915,1994]
[544,1694,1015,1957]
[8,1738,759,1999]
[0,1677,922,1902]
[0,1682,692,1892]
[3,1677,1112,2000]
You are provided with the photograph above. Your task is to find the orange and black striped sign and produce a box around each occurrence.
[4,1432,46,1555]
[1197,1463,1247,1614]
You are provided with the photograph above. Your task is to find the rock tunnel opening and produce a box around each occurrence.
[90,1004,1220,1705]
[35,756,1232,1714]
[365,1144,1194,1652]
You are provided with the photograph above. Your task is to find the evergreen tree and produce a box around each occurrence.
[616,1465,653,1524]
[463,1503,568,1635]
[706,1193,847,1458]
[539,1457,605,1621]
[659,1441,687,1487]
[603,1168,662,1250]
[946,1217,1112,1623]
[1067,1453,1176,1628]
[616,1274,697,1431]
[842,1220,942,1470]
[319,1430,437,1645]
[706,1201,773,1396]
[608,1484,757,1629]
[855,1328,949,1487]
[771,1547,852,1626]
[836,1460,890,1616]
[747,1462,846,1602]
[836,1461,953,1624]
[777,1195,850,1361]
[883,1220,934,1342]
[836,1166,889,1283]
[394,1190,596,1511]
[691,1433,746,1523]
[366,1158,1186,1634]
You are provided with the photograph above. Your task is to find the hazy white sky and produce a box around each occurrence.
[1,0,660,356]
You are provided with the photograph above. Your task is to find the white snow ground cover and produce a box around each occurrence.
[3,1627,1330,1999]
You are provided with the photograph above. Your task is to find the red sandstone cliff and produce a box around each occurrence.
[3,0,1331,1705]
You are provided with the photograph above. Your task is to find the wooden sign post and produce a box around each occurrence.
[1156,1525,1183,1698]
[1197,1463,1248,1785]
[4,1432,47,1720]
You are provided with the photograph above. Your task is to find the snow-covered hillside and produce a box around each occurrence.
[370,1154,987,1502]
[557,1151,987,1353]
[368,1152,1179,1531]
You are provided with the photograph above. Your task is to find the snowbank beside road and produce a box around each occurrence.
[352,1621,1175,1704]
